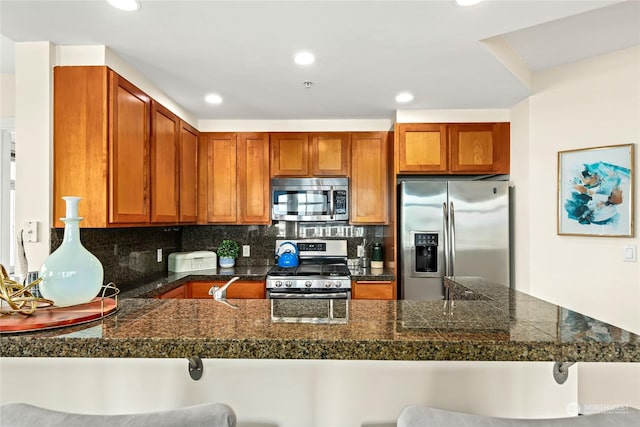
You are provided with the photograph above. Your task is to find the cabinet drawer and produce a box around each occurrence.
[352,280,396,300]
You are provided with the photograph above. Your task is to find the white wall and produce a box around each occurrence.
[509,45,640,415]
[198,119,392,132]
[395,108,510,123]
[52,45,198,128]
[0,358,578,427]
[509,98,531,294]
[0,73,15,117]
[514,45,640,335]
[14,42,55,276]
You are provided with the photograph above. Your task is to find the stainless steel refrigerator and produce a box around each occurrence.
[399,180,510,300]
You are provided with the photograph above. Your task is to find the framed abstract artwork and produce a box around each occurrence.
[558,144,634,237]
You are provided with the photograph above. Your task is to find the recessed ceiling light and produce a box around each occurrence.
[395,92,414,103]
[293,52,315,65]
[205,94,223,104]
[107,0,141,11]
[454,0,483,6]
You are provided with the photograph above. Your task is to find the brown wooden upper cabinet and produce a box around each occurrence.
[396,123,510,174]
[238,133,271,224]
[199,132,270,225]
[270,132,349,177]
[53,66,198,227]
[54,66,151,227]
[178,121,199,223]
[150,100,179,223]
[350,132,389,224]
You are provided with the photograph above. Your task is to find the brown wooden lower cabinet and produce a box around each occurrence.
[352,280,396,300]
[187,281,266,299]
[158,285,187,299]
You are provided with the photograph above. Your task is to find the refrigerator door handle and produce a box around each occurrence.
[450,201,456,276]
[442,202,449,276]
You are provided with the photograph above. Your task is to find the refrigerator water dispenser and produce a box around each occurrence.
[414,233,438,273]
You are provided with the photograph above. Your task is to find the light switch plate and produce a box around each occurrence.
[157,248,163,263]
[243,245,250,257]
[23,221,38,242]
[623,245,636,262]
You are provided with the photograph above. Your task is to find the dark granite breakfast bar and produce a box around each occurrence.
[1,276,638,362]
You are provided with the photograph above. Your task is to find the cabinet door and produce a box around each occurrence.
[109,71,151,223]
[311,133,350,176]
[350,132,389,224]
[237,133,271,224]
[53,66,109,228]
[352,280,396,300]
[199,133,237,223]
[179,120,198,223]
[226,281,266,299]
[397,123,448,173]
[449,123,510,174]
[150,101,179,223]
[271,133,309,176]
[158,285,186,299]
[188,282,214,299]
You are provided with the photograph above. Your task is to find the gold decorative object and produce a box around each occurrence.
[0,264,54,316]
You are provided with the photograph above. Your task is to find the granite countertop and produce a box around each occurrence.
[121,266,396,298]
[1,276,638,362]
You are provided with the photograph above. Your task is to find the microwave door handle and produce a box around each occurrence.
[329,186,335,220]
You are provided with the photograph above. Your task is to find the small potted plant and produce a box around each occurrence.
[217,239,239,268]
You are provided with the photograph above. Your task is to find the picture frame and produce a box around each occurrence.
[558,143,634,237]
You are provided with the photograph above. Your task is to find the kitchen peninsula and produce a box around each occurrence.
[2,277,638,363]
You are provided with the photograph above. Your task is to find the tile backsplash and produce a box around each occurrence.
[51,223,386,288]
[50,227,181,289]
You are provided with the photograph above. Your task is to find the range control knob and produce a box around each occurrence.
[285,281,293,288]
[324,281,332,288]
[275,281,283,287]
[304,281,312,288]
[334,281,342,288]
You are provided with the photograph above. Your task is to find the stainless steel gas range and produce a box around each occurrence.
[266,239,351,300]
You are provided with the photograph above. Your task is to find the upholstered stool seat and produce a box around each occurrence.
[397,405,639,427]
[0,402,236,427]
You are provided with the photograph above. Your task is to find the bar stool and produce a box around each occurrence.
[397,405,639,427]
[0,402,236,427]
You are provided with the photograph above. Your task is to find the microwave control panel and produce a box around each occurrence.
[334,190,347,214]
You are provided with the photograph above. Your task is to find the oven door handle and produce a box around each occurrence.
[268,292,349,300]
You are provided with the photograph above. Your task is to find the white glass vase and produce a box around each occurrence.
[39,196,104,307]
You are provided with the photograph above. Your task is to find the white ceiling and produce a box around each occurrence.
[0,0,638,121]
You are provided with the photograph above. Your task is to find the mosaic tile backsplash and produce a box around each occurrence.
[51,223,386,288]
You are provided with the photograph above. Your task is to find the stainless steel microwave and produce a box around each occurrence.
[271,177,349,222]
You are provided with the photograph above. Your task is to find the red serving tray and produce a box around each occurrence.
[0,297,117,333]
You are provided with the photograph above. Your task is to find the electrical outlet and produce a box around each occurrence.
[157,248,163,263]
[357,244,365,257]
[243,245,250,257]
